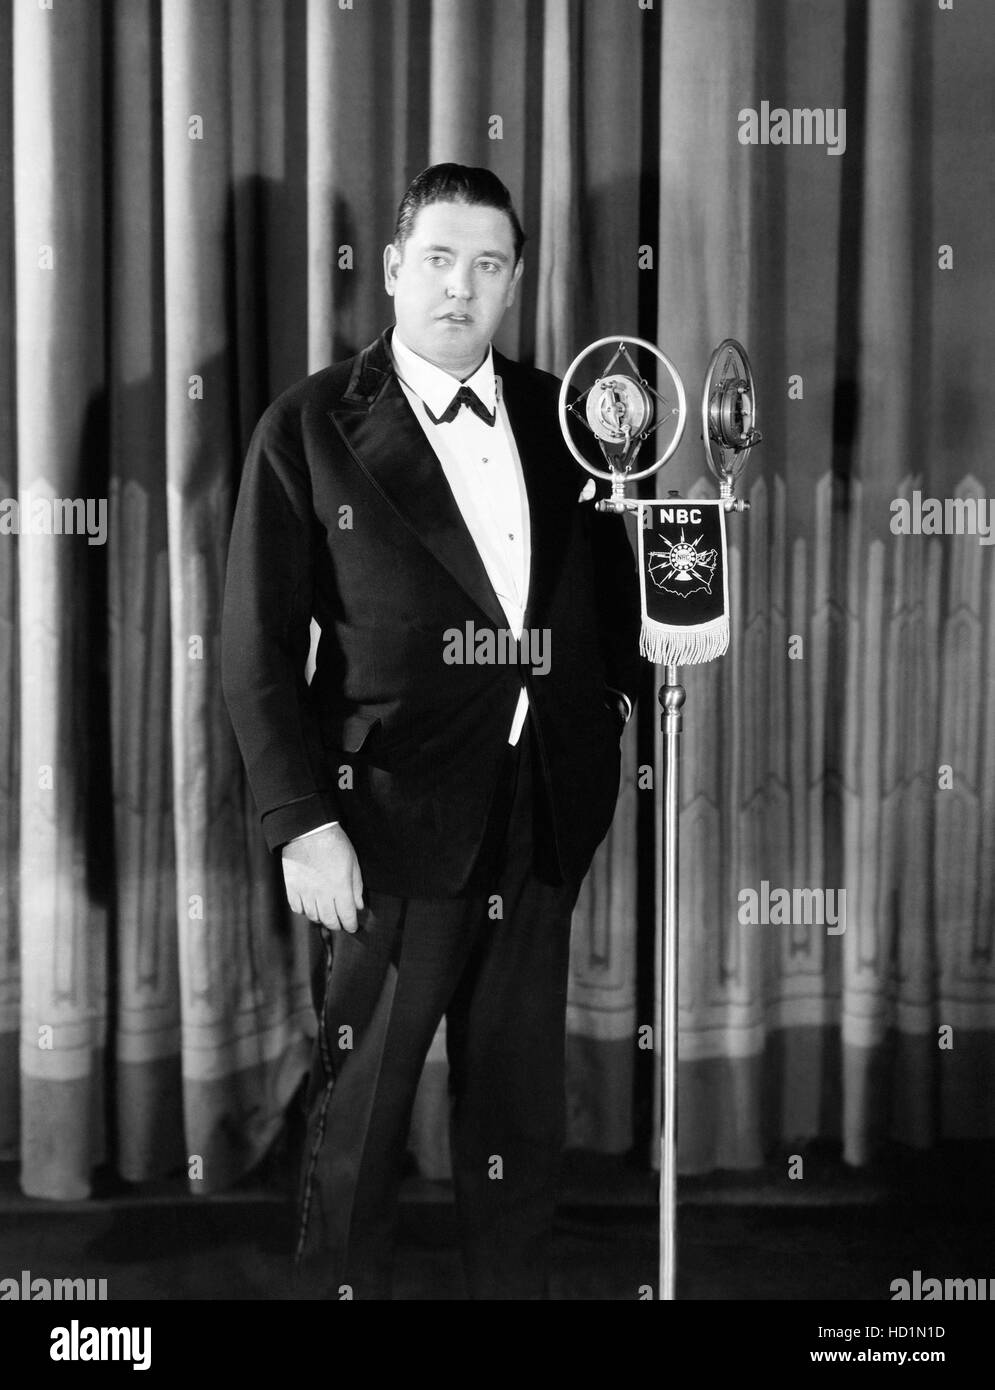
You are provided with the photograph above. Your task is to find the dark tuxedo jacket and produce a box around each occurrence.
[221,329,641,898]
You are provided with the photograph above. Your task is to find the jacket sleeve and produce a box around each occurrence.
[221,401,341,851]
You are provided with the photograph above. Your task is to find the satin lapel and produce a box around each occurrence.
[497,353,574,629]
[327,333,507,630]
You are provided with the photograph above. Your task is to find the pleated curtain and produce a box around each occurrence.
[1,0,992,1200]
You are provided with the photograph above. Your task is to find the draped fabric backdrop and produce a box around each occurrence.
[1,0,992,1199]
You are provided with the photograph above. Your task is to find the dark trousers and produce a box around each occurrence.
[294,725,581,1300]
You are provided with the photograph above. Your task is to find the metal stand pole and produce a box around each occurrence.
[659,665,685,1300]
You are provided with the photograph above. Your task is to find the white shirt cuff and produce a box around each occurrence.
[287,820,339,845]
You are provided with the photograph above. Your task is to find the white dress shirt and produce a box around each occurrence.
[391,330,531,747]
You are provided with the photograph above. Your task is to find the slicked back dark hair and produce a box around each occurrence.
[392,163,526,263]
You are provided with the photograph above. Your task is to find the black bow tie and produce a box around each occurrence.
[425,385,496,428]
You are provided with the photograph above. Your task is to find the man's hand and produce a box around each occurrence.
[281,824,365,933]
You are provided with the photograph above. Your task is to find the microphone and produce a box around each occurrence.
[557,336,687,511]
[700,338,762,507]
[557,335,762,513]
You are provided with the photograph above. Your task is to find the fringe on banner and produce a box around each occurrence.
[639,613,729,665]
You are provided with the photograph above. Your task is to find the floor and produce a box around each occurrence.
[1,1143,992,1301]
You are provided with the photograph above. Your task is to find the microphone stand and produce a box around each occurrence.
[656,486,749,1301]
[658,663,684,1301]
[558,335,758,1304]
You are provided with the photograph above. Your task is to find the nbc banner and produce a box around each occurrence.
[636,499,730,665]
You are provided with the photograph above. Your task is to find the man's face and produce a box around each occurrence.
[383,200,524,378]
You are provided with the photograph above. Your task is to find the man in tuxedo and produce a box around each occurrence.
[221,164,641,1299]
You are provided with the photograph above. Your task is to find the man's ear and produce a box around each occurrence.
[383,243,401,295]
[505,257,524,308]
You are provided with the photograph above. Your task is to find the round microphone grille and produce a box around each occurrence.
[585,374,655,442]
